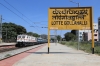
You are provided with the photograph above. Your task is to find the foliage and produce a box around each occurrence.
[51,38,55,42]
[64,32,76,41]
[60,41,100,55]
[5,54,11,58]
[71,30,77,35]
[16,25,27,34]
[56,35,61,41]
[2,22,27,42]
[27,32,39,37]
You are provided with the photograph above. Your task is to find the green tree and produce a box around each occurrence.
[2,22,27,42]
[26,32,33,36]
[27,32,39,37]
[16,25,27,34]
[50,38,55,42]
[71,30,77,35]
[56,35,61,42]
[64,32,76,41]
[33,33,39,37]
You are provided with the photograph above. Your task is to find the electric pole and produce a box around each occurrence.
[70,0,80,50]
[6,27,7,42]
[0,15,2,43]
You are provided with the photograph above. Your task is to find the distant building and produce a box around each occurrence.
[83,29,98,41]
[76,23,98,41]
[40,34,56,39]
[50,35,56,39]
[98,17,100,41]
[40,34,47,39]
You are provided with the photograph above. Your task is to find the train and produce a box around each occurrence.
[15,34,48,47]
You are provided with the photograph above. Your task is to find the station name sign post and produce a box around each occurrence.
[48,7,94,54]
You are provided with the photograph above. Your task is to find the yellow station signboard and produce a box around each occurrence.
[48,7,92,30]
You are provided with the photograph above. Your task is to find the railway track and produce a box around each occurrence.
[0,45,18,53]
[0,43,46,61]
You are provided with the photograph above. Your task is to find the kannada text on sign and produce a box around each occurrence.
[48,7,92,30]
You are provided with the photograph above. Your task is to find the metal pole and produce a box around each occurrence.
[48,11,50,53]
[91,7,94,54]
[69,0,80,50]
[0,15,2,43]
[48,29,50,54]
[77,3,80,50]
[92,22,94,54]
[55,30,57,45]
[60,30,62,43]
[78,3,80,7]
[54,30,56,44]
[55,30,56,45]
[6,27,7,42]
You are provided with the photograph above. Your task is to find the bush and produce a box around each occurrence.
[94,46,100,55]
[60,41,100,55]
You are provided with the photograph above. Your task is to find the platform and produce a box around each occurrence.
[0,43,100,66]
[13,43,100,66]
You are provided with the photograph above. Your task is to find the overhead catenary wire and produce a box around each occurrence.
[3,18,48,29]
[2,19,9,22]
[33,22,48,25]
[3,0,36,27]
[0,2,32,26]
[4,0,46,29]
[0,1,43,34]
[4,0,35,25]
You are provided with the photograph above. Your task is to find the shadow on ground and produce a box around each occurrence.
[26,51,89,55]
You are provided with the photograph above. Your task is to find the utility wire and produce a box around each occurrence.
[0,1,43,34]
[0,2,32,26]
[3,0,35,26]
[3,19,47,28]
[4,0,45,29]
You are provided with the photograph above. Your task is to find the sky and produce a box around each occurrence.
[0,0,100,37]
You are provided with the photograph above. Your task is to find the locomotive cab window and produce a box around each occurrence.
[22,36,25,38]
[17,36,21,38]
